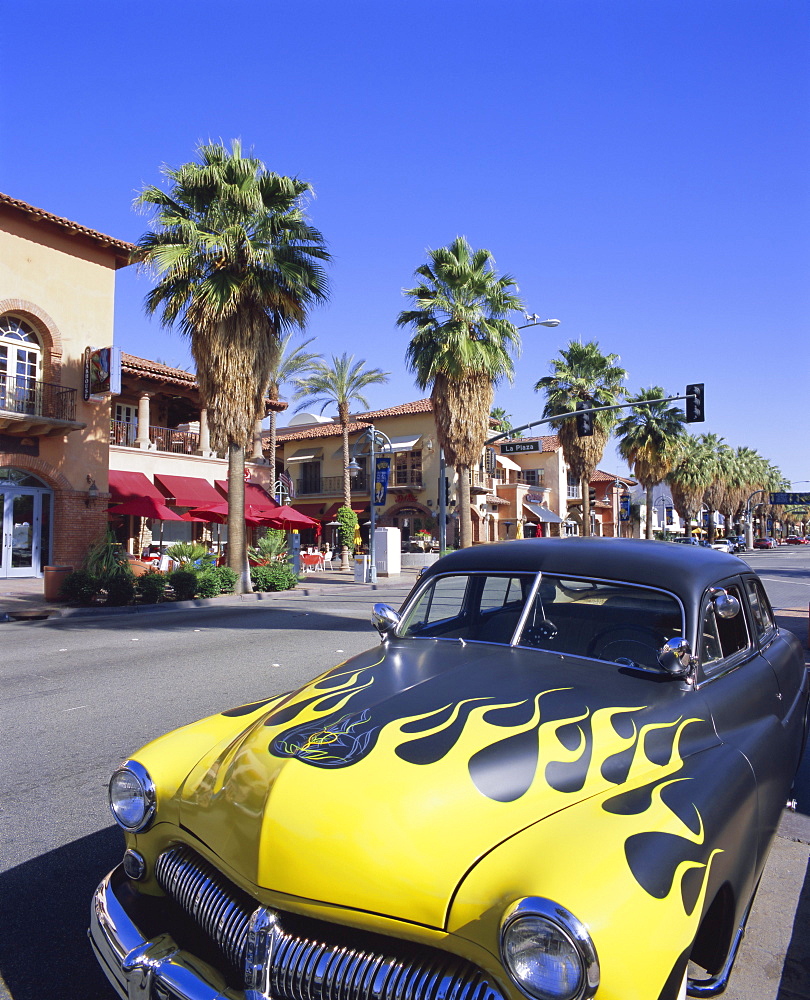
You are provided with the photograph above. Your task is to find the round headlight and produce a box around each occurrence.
[108,760,155,832]
[501,898,599,1000]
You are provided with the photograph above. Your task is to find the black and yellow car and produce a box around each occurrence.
[89,538,808,1000]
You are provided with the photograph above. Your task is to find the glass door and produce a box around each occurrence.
[1,490,42,578]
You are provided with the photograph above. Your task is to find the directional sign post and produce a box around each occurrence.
[501,441,540,455]
[770,493,810,506]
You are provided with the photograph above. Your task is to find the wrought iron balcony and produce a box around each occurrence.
[110,419,200,454]
[295,474,369,496]
[0,375,77,423]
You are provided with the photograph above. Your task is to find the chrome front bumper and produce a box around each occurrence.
[89,865,243,1000]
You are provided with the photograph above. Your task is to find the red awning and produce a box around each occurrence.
[154,474,222,508]
[291,503,326,519]
[108,471,164,503]
[108,497,184,521]
[215,480,280,510]
[323,502,367,519]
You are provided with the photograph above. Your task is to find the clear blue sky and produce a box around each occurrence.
[3,0,808,484]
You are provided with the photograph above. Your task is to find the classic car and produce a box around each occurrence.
[90,538,808,1000]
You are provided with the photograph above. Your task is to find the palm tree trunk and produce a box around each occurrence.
[340,419,351,570]
[228,443,252,594]
[268,411,278,499]
[581,475,592,536]
[646,486,654,539]
[458,466,472,548]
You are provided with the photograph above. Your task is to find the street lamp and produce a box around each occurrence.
[651,495,674,540]
[518,313,560,329]
[348,423,392,583]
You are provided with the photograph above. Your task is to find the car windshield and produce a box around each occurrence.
[397,572,684,669]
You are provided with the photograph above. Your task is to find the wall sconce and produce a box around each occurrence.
[86,475,99,507]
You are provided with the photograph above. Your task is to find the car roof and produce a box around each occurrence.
[423,537,748,599]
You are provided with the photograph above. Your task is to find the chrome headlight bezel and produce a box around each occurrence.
[500,897,599,1000]
[108,759,156,833]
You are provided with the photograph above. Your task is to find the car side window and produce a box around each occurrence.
[402,576,469,634]
[744,578,775,639]
[700,585,750,670]
[480,576,523,612]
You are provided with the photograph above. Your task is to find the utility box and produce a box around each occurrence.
[374,527,401,577]
[354,555,368,583]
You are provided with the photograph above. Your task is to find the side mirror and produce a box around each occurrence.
[372,603,400,637]
[658,637,695,678]
[711,588,741,619]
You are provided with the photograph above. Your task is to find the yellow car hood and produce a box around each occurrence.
[178,641,717,928]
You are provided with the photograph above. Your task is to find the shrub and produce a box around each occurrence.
[83,529,131,578]
[249,528,287,564]
[105,574,137,606]
[195,571,222,598]
[166,541,215,567]
[251,564,297,592]
[169,569,198,601]
[212,566,237,593]
[336,506,358,553]
[138,571,168,604]
[59,569,102,605]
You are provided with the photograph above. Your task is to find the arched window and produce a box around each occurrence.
[0,316,42,415]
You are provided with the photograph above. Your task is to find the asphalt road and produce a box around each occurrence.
[0,551,808,1000]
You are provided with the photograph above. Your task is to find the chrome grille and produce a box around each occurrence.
[155,844,254,969]
[154,845,504,1000]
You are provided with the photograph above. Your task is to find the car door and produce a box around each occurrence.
[697,577,787,868]
[744,575,808,774]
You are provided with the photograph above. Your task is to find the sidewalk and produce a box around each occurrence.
[0,567,421,621]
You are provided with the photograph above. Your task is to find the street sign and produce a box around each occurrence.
[770,492,810,506]
[501,441,540,454]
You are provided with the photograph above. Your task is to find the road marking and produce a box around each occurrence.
[62,705,87,712]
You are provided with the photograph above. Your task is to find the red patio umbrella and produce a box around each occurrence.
[183,503,275,528]
[108,497,185,521]
[264,505,322,534]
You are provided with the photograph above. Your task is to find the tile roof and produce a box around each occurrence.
[272,399,433,443]
[591,469,636,485]
[122,354,198,389]
[0,192,135,262]
[120,354,287,411]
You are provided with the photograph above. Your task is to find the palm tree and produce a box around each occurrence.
[134,140,329,592]
[291,353,389,569]
[490,406,522,439]
[698,433,731,542]
[534,341,627,536]
[266,333,322,495]
[397,238,523,548]
[615,387,686,539]
[666,435,716,538]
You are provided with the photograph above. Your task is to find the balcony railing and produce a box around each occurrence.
[0,375,77,422]
[295,474,369,496]
[110,419,200,454]
[391,469,424,488]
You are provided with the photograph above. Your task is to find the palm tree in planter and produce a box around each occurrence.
[267,333,322,495]
[291,354,389,569]
[534,341,627,536]
[615,387,686,539]
[135,140,330,593]
[397,236,523,548]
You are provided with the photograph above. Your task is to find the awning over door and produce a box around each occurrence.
[108,471,164,503]
[496,454,522,472]
[285,447,324,463]
[154,474,221,508]
[323,502,368,518]
[291,503,326,519]
[524,502,564,523]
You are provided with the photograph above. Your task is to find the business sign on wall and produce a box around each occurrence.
[83,346,122,400]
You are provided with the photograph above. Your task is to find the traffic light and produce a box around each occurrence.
[576,400,593,436]
[685,383,705,423]
[444,476,451,506]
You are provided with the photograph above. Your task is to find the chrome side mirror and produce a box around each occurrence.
[658,637,695,678]
[711,588,741,619]
[372,603,400,637]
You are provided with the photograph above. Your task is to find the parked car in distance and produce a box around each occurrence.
[670,535,701,545]
[90,539,809,1000]
[753,536,778,549]
[785,536,806,545]
[709,538,736,555]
